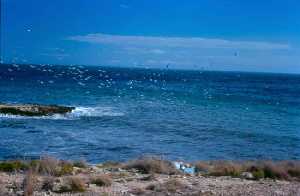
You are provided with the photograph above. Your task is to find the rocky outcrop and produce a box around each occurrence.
[0,104,75,116]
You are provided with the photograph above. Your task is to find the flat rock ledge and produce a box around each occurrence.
[0,104,75,116]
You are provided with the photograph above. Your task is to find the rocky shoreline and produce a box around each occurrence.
[0,104,74,116]
[0,157,299,196]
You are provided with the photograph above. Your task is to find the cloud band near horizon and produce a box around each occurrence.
[67,33,290,50]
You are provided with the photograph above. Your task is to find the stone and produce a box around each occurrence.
[241,172,254,180]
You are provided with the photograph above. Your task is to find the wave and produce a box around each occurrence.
[0,106,124,120]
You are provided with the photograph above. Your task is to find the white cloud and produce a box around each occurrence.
[65,33,300,72]
[68,33,290,50]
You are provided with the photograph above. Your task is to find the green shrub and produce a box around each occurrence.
[57,161,73,176]
[252,170,265,180]
[0,161,28,172]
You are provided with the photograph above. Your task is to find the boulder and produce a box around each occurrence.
[0,103,75,116]
[241,172,254,180]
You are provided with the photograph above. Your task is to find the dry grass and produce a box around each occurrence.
[195,160,300,180]
[54,176,86,193]
[30,156,59,176]
[279,161,300,178]
[91,174,112,187]
[69,176,86,192]
[30,156,73,176]
[124,156,179,175]
[23,170,37,196]
[195,161,211,173]
[261,161,290,180]
[210,161,243,177]
[195,160,242,177]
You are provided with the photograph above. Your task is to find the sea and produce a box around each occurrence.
[0,64,299,163]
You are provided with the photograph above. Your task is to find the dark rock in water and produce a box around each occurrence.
[0,104,75,116]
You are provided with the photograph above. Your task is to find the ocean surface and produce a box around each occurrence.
[0,64,300,163]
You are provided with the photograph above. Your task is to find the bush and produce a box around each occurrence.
[124,156,179,175]
[69,177,86,192]
[262,162,289,180]
[31,156,59,176]
[57,161,73,176]
[0,161,28,172]
[91,174,112,187]
[281,161,300,178]
[194,160,300,181]
[208,161,242,177]
[252,169,265,180]
[56,177,86,193]
[30,157,73,176]
[195,161,210,173]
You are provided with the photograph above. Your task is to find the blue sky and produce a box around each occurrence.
[1,0,300,73]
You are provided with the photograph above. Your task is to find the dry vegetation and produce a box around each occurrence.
[0,156,299,195]
[195,160,300,180]
[124,156,179,175]
[91,174,113,187]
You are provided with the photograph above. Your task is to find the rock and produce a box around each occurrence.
[0,103,75,116]
[241,172,254,180]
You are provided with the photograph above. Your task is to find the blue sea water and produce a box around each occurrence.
[0,64,300,163]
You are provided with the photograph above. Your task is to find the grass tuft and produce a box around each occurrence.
[69,177,86,192]
[91,174,112,187]
[124,156,179,175]
[194,160,300,181]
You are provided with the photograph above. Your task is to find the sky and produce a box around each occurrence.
[1,0,300,73]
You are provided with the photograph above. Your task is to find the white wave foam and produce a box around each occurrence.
[70,107,124,118]
[0,106,124,120]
